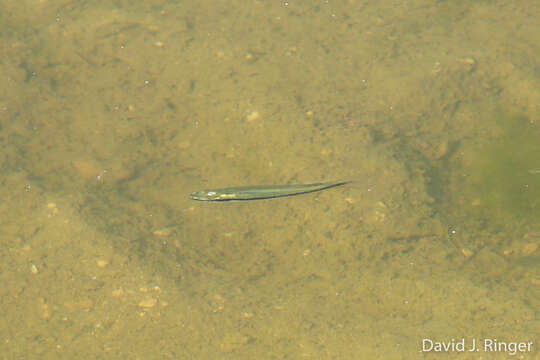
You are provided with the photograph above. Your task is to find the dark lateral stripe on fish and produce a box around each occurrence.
[190,181,348,201]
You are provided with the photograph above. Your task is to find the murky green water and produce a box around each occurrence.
[462,111,539,223]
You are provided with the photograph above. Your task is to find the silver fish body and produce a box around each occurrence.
[190,180,348,201]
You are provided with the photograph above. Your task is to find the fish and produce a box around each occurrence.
[190,180,348,201]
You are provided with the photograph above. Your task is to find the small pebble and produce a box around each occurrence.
[461,248,474,258]
[72,160,103,180]
[46,202,59,215]
[320,148,333,156]
[458,57,476,65]
[138,297,157,308]
[521,243,537,256]
[434,139,449,159]
[153,226,177,237]
[246,111,260,122]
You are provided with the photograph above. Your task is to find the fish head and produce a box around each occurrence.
[190,189,221,201]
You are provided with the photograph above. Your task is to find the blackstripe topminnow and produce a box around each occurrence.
[190,180,348,201]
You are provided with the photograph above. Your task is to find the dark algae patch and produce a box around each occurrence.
[459,111,539,225]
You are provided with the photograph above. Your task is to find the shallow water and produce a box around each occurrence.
[0,0,538,358]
